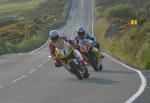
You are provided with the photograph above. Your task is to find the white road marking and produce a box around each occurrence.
[91,1,147,102]
[0,86,4,88]
[30,39,50,54]
[30,0,76,54]
[104,53,147,103]
[11,75,27,83]
[71,0,84,39]
[29,69,37,74]
[80,0,83,25]
[38,64,42,68]
[0,1,76,88]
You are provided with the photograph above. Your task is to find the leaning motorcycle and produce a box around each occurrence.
[79,39,103,71]
[55,41,89,80]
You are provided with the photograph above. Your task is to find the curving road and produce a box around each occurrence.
[0,0,146,103]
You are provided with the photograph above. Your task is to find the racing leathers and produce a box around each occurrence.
[73,32,101,52]
[49,36,84,67]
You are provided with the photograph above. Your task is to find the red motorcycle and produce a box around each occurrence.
[79,39,103,71]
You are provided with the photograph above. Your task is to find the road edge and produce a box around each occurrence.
[91,1,147,103]
[30,0,75,54]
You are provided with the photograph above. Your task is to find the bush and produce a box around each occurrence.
[104,4,134,20]
[0,38,8,55]
[17,30,47,52]
[0,0,71,54]
[137,42,150,69]
[5,42,19,53]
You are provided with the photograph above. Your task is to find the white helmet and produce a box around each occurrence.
[49,30,60,41]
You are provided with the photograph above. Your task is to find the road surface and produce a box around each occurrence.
[0,0,147,103]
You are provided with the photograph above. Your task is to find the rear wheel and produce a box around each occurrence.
[87,52,99,71]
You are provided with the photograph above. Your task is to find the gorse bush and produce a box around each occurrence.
[137,42,150,69]
[104,4,134,20]
[0,0,72,54]
[94,19,150,69]
[0,38,8,54]
[94,0,150,69]
[16,30,47,52]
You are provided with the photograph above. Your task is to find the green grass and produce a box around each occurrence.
[0,0,46,18]
[0,0,72,55]
[16,30,48,52]
[94,19,150,69]
[94,0,150,69]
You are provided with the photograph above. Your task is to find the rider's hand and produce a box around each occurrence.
[54,59,63,67]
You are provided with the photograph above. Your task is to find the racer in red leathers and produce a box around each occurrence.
[72,26,104,58]
[48,30,83,67]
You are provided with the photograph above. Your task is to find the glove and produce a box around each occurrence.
[54,58,63,67]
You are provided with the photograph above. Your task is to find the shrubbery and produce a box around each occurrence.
[104,4,134,20]
[17,30,47,52]
[94,0,150,69]
[0,38,8,55]
[0,0,72,55]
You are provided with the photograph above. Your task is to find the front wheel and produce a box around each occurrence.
[69,61,83,80]
[83,65,90,78]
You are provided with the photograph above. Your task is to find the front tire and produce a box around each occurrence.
[69,61,83,80]
[83,66,90,78]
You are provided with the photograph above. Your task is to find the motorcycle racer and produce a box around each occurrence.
[72,26,104,58]
[48,30,84,67]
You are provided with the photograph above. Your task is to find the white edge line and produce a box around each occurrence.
[29,69,37,74]
[0,0,75,88]
[71,0,83,39]
[30,0,75,54]
[104,53,147,103]
[11,75,27,83]
[30,39,50,54]
[0,0,74,56]
[91,1,146,103]
[67,0,74,25]
[60,0,75,32]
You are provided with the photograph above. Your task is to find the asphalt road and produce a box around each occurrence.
[133,70,150,103]
[0,0,147,103]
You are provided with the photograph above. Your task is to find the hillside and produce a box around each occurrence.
[94,0,150,69]
[0,0,72,54]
